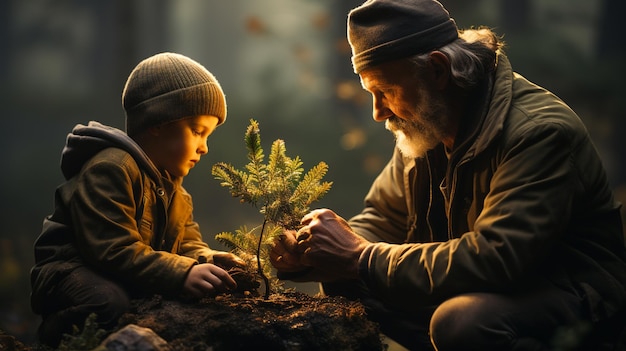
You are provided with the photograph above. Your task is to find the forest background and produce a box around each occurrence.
[1,0,624,344]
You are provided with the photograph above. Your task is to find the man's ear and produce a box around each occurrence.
[428,51,451,91]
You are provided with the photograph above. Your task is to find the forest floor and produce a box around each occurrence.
[1,291,386,351]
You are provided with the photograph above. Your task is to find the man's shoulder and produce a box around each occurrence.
[505,88,586,145]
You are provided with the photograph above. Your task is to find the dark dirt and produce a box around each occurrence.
[2,270,382,350]
[118,292,384,351]
[2,291,383,351]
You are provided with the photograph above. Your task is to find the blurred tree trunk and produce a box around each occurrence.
[0,1,10,91]
[596,0,625,58]
[595,0,626,187]
[329,0,368,124]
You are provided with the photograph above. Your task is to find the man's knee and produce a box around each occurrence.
[430,293,512,351]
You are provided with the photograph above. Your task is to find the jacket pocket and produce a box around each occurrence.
[138,218,153,244]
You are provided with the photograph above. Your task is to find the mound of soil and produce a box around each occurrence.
[117,292,383,351]
[2,280,383,351]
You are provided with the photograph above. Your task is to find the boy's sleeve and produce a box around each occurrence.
[71,151,197,295]
[178,217,220,262]
[173,189,221,263]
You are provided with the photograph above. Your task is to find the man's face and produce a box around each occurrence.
[359,59,452,158]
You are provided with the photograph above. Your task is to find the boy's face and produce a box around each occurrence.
[149,115,219,177]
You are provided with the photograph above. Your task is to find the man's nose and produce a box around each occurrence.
[372,96,393,122]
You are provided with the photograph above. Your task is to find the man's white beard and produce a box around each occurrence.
[384,87,451,159]
[386,119,442,159]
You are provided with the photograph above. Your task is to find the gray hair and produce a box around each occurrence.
[409,28,503,89]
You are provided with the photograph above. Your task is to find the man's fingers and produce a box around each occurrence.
[271,235,298,259]
[278,231,299,251]
[270,251,303,271]
[296,230,310,243]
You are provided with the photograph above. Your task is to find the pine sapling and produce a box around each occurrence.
[212,119,332,299]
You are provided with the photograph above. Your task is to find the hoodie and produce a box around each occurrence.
[31,121,218,314]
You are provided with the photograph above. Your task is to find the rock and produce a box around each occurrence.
[100,324,172,351]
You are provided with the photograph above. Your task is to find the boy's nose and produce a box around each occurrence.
[198,141,208,154]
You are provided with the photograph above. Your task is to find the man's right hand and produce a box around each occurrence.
[270,229,309,273]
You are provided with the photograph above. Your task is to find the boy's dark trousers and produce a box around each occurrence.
[34,266,133,347]
[322,279,625,351]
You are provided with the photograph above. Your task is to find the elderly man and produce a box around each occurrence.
[271,0,626,350]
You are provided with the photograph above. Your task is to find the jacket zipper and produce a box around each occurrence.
[425,155,435,241]
[446,156,472,239]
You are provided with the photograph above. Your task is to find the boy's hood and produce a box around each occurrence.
[60,121,160,181]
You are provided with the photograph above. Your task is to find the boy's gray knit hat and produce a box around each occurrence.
[348,0,458,74]
[122,52,227,136]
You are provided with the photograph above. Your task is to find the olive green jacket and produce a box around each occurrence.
[31,122,219,313]
[351,54,626,321]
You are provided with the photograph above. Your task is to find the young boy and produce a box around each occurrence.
[30,52,244,347]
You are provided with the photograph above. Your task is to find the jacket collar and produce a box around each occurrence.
[464,52,514,158]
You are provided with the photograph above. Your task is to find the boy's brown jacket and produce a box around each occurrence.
[350,54,626,321]
[31,122,219,314]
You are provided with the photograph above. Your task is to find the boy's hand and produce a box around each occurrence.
[184,263,237,298]
[212,252,246,270]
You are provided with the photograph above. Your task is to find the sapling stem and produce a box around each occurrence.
[258,219,271,299]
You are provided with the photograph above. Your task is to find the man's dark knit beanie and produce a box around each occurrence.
[348,0,459,74]
[122,52,227,136]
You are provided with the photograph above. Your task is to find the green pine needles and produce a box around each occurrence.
[57,313,106,351]
[212,119,332,299]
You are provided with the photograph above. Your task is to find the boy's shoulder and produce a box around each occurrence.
[83,147,142,177]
